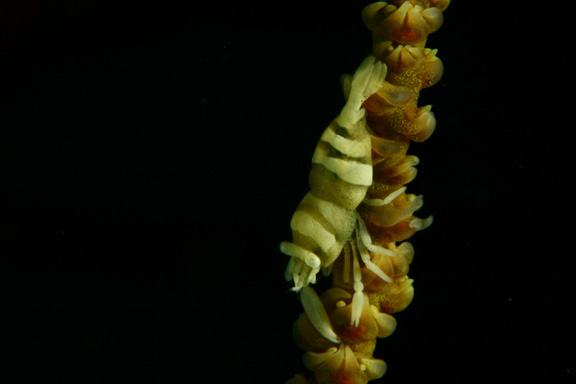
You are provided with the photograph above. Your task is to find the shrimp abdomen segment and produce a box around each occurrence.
[290,192,357,268]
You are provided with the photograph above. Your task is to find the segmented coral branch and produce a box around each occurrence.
[282,2,450,383]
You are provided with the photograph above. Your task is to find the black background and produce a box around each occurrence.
[1,1,574,383]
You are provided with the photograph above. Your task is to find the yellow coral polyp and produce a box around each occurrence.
[379,2,434,46]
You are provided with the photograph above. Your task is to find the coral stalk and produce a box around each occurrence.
[282,1,450,383]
